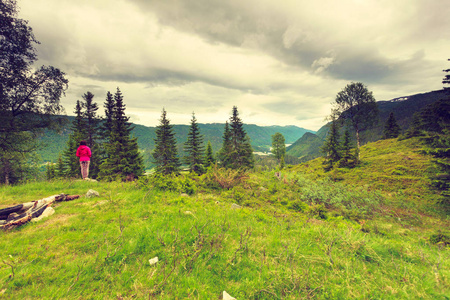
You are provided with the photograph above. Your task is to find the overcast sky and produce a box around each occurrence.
[19,0,449,130]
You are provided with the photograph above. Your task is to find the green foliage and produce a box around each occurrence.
[200,165,248,190]
[204,141,215,168]
[184,113,205,174]
[334,82,378,153]
[219,107,254,169]
[99,88,144,181]
[152,108,180,175]
[0,0,68,184]
[338,129,356,168]
[321,116,341,171]
[271,132,286,168]
[429,232,450,246]
[383,112,401,139]
[63,101,85,178]
[0,153,449,299]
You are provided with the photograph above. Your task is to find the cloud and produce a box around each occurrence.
[18,0,449,131]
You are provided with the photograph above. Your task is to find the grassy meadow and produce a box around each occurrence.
[0,138,449,299]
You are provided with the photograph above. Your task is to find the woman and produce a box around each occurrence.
[76,140,91,179]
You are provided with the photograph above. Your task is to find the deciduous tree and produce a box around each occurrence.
[271,132,286,168]
[0,0,68,184]
[334,82,378,160]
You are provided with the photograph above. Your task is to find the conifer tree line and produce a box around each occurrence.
[48,100,255,180]
[48,88,144,181]
[402,60,450,200]
[151,105,254,176]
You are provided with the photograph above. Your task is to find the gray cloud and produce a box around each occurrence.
[18,0,449,130]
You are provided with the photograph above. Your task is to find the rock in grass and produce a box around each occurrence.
[231,203,241,210]
[149,257,159,265]
[86,189,100,198]
[31,207,55,222]
[223,291,236,300]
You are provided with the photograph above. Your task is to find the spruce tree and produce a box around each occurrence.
[224,106,254,169]
[101,91,115,138]
[321,116,341,171]
[46,163,55,180]
[204,141,215,168]
[405,112,423,138]
[81,91,102,178]
[99,88,144,180]
[63,100,86,178]
[339,129,355,168]
[55,154,65,178]
[383,112,401,139]
[184,113,205,174]
[218,121,232,167]
[152,108,180,175]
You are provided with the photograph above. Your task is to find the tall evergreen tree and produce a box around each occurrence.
[81,91,102,178]
[184,113,205,174]
[152,108,180,175]
[55,154,65,178]
[221,106,254,169]
[405,112,423,138]
[218,121,232,166]
[101,91,115,139]
[339,128,355,168]
[63,100,86,178]
[204,141,215,168]
[99,88,144,180]
[321,115,341,171]
[383,112,401,139]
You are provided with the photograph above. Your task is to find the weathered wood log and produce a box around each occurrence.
[0,194,80,230]
[0,204,23,219]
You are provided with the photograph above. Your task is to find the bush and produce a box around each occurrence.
[289,200,309,212]
[200,165,248,190]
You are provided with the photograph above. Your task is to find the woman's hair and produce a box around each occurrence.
[80,140,87,146]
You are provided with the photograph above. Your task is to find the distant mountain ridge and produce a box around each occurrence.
[38,120,314,167]
[287,89,448,162]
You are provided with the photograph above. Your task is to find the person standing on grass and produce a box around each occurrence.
[76,140,91,179]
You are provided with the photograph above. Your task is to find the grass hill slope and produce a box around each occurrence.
[0,138,448,299]
[286,132,324,162]
[287,89,447,162]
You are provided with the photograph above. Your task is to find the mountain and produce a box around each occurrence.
[38,120,314,167]
[287,89,448,162]
[286,132,324,162]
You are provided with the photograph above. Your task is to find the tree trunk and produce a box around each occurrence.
[355,128,361,161]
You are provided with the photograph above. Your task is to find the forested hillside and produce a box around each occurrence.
[38,120,313,167]
[287,89,447,162]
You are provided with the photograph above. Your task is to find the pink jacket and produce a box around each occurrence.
[76,145,91,161]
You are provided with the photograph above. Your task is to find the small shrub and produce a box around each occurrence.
[429,232,450,246]
[200,166,248,190]
[289,200,309,212]
[181,176,197,195]
[309,204,327,219]
[151,173,181,192]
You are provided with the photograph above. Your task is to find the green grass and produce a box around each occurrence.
[0,138,449,299]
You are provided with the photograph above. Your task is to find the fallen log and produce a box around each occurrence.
[0,194,80,230]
